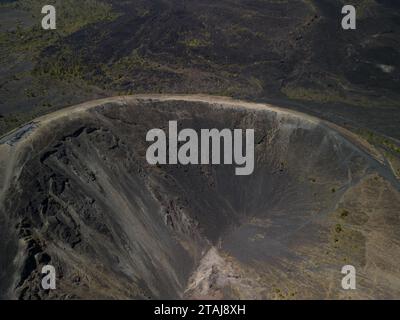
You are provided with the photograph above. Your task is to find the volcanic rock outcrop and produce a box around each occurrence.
[0,95,399,299]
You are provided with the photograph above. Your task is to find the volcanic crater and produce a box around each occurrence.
[0,95,399,299]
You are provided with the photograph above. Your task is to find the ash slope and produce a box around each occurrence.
[0,95,399,300]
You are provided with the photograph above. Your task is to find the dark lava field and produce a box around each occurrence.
[1,0,400,137]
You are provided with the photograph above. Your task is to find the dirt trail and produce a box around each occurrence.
[0,94,383,160]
